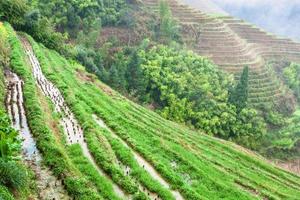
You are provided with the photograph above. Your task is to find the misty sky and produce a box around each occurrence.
[211,0,300,41]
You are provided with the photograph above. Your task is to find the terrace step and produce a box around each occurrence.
[141,0,299,107]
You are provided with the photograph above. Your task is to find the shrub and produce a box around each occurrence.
[0,185,14,200]
[0,159,28,191]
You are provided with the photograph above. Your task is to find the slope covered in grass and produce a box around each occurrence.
[21,31,300,200]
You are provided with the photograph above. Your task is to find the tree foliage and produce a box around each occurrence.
[0,0,28,28]
[283,62,300,100]
[157,0,180,43]
[103,41,266,145]
[32,0,127,37]
[229,66,249,112]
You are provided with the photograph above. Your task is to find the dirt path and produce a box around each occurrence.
[20,38,129,199]
[93,115,184,200]
[5,70,70,200]
[274,159,300,175]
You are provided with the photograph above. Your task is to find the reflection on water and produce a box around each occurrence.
[5,71,39,160]
[5,70,69,200]
[21,38,128,199]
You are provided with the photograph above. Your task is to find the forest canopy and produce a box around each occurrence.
[104,40,266,148]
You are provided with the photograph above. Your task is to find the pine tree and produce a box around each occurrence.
[108,65,120,89]
[229,66,249,111]
[126,50,149,101]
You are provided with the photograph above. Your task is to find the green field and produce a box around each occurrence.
[3,23,300,199]
[0,20,299,199]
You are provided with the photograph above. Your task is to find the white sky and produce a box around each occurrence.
[212,0,300,7]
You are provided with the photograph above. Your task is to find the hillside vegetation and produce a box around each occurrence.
[0,22,300,199]
[1,0,300,199]
[0,0,268,151]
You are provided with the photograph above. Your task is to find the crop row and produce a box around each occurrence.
[32,37,300,199]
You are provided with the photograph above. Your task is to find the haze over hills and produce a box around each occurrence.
[179,0,228,15]
[211,0,300,41]
[180,0,300,41]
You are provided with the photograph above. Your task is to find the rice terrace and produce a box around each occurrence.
[0,0,300,199]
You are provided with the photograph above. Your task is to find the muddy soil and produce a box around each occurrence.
[20,38,128,199]
[5,70,70,200]
[275,159,300,175]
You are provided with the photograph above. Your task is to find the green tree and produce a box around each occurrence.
[24,9,40,31]
[229,66,249,112]
[87,39,265,148]
[126,49,149,102]
[0,0,28,28]
[108,64,120,89]
[158,0,180,42]
[234,108,266,149]
[283,62,300,100]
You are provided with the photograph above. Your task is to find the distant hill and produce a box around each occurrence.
[179,0,228,15]
[211,0,300,41]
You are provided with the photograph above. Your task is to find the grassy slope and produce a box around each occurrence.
[5,23,106,200]
[0,23,16,200]
[23,33,300,200]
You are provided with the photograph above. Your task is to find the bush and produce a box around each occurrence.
[283,62,300,100]
[0,185,14,200]
[0,0,28,28]
[105,41,266,143]
[0,159,28,191]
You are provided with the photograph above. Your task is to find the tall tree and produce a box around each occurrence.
[0,0,28,28]
[158,0,179,42]
[229,66,249,111]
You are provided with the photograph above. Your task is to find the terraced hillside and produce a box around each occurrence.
[140,0,299,108]
[2,23,300,199]
[220,16,300,63]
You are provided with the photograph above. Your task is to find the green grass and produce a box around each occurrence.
[0,38,16,200]
[0,23,35,200]
[25,31,300,200]
[0,185,14,200]
[28,34,169,200]
[34,74,122,200]
[5,23,103,200]
[292,107,300,118]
